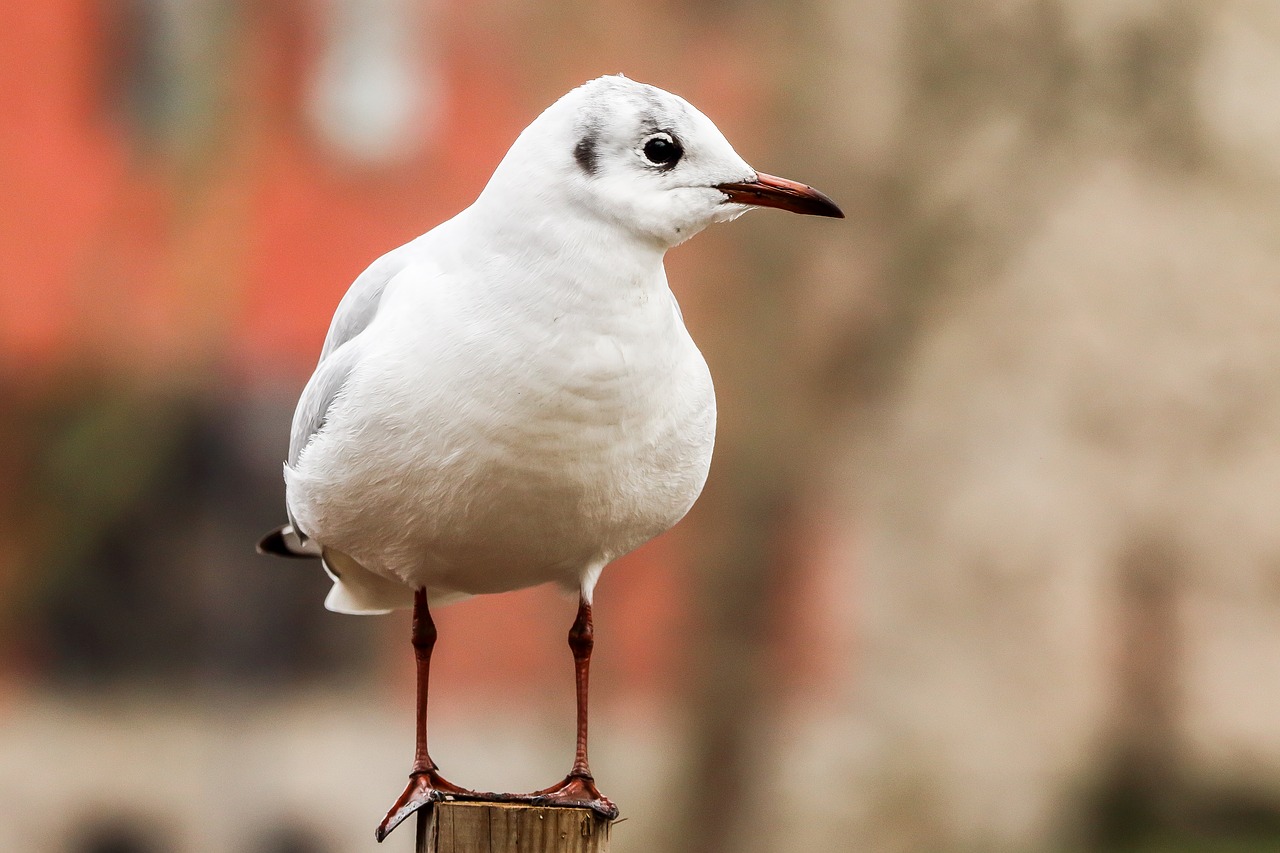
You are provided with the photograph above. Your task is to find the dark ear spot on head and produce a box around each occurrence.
[574,131,599,175]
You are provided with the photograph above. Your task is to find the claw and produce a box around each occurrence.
[526,773,618,820]
[375,770,473,842]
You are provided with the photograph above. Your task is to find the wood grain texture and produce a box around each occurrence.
[417,802,611,853]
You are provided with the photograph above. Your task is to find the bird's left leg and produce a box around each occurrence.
[375,588,473,841]
[524,596,618,819]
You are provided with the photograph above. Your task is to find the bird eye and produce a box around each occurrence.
[642,133,683,168]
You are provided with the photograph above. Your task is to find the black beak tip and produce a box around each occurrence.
[815,192,845,219]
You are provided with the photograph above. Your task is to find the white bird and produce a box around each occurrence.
[258,74,842,842]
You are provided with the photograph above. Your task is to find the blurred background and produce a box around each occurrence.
[4,1,1280,851]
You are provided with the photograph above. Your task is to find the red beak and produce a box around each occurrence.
[716,171,844,218]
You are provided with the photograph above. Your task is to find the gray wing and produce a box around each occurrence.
[288,242,418,467]
[317,241,415,360]
[273,242,422,548]
[279,341,361,544]
[288,338,364,467]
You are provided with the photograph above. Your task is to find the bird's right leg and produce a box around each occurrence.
[375,588,472,842]
[520,597,617,818]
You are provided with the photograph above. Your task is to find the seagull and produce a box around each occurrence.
[257,74,842,842]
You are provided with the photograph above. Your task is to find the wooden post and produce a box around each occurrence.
[415,803,611,853]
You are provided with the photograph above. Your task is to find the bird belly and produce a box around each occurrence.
[286,325,715,597]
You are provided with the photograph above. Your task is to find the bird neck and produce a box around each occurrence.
[460,192,670,305]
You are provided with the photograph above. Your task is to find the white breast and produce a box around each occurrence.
[286,261,716,598]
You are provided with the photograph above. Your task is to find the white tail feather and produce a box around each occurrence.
[321,549,414,615]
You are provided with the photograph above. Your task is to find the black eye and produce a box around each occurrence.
[643,134,683,168]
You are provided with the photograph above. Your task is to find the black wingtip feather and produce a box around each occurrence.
[257,526,317,559]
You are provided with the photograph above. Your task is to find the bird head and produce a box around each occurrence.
[485,75,843,249]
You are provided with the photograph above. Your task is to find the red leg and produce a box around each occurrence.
[569,596,596,778]
[525,597,618,818]
[375,589,472,842]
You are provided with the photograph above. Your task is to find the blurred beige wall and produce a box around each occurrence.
[759,1,1280,849]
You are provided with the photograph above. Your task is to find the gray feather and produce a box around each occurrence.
[287,244,417,467]
[288,340,363,467]
[318,243,414,360]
